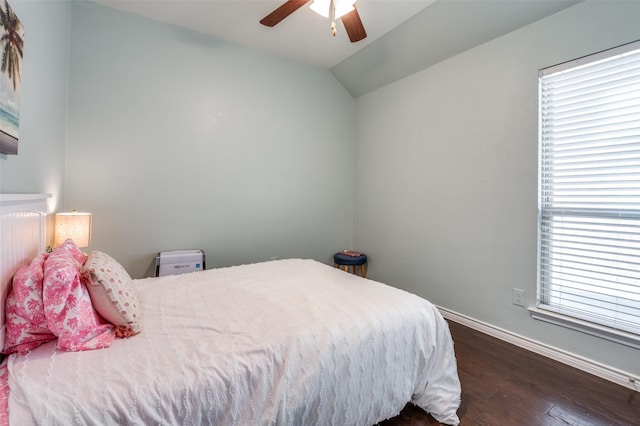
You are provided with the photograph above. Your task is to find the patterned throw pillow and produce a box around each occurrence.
[81,251,141,337]
[43,239,115,351]
[2,253,56,355]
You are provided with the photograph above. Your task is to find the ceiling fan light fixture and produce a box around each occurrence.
[260,0,366,43]
[310,0,356,19]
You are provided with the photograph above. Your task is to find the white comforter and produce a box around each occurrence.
[6,259,460,425]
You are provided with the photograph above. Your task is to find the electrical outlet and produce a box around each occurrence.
[512,288,526,307]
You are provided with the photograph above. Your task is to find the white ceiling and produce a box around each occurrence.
[91,0,582,96]
[93,0,436,69]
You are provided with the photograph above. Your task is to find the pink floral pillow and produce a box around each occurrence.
[81,251,141,337]
[43,239,115,351]
[2,253,56,355]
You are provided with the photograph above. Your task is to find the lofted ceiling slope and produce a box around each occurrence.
[93,0,582,97]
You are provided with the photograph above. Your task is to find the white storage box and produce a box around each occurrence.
[155,250,205,277]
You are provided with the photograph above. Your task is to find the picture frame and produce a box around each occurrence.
[0,0,23,156]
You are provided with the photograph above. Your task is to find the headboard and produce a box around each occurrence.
[0,193,50,352]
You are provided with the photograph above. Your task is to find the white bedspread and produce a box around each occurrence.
[6,259,460,425]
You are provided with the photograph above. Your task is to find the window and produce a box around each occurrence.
[536,41,640,346]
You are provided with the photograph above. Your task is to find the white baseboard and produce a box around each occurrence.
[436,306,639,392]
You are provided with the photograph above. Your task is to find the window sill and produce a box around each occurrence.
[528,307,640,350]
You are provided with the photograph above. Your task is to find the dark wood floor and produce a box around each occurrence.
[381,320,639,425]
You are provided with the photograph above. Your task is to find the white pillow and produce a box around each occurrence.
[81,251,141,336]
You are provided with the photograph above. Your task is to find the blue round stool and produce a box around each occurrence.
[334,251,367,278]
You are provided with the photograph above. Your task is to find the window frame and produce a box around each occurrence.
[534,40,640,348]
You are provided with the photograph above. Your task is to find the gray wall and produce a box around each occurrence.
[0,0,70,212]
[3,0,638,382]
[354,0,640,376]
[64,2,355,278]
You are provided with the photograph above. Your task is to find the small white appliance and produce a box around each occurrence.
[155,249,205,277]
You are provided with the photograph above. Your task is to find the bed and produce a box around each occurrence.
[0,193,461,425]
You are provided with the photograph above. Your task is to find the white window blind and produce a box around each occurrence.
[538,41,640,340]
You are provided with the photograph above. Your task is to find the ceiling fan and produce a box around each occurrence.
[260,0,367,43]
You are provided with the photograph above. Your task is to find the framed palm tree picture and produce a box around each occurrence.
[0,0,22,155]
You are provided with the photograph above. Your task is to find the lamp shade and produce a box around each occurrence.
[310,0,355,18]
[54,211,92,248]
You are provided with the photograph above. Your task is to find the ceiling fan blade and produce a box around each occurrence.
[260,0,310,27]
[341,7,367,43]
